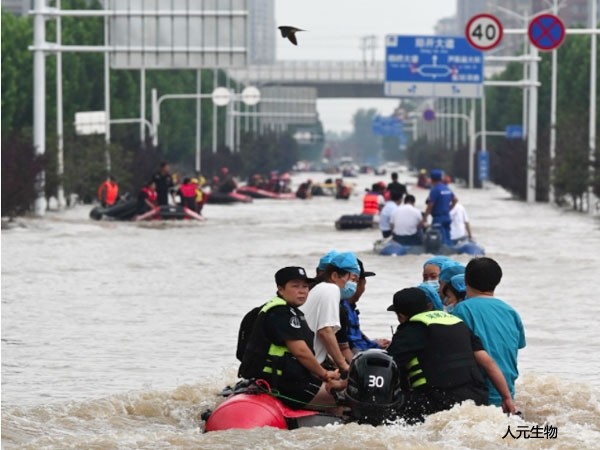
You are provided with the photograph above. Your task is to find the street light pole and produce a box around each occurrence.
[56,0,65,209]
[549,0,559,204]
[589,0,598,214]
[527,44,539,203]
[33,0,47,215]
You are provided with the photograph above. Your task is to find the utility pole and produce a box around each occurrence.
[359,35,377,66]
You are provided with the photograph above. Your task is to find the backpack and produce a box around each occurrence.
[235,305,263,362]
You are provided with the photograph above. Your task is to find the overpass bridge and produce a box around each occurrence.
[228,60,386,98]
[227,60,503,98]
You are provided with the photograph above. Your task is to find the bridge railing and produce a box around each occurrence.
[229,60,385,83]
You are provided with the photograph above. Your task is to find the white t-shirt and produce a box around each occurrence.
[450,202,469,240]
[379,200,398,232]
[391,204,423,236]
[299,282,341,363]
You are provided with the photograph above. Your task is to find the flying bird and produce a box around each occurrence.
[278,26,305,46]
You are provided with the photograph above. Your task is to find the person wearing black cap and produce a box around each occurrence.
[340,259,390,353]
[422,169,456,245]
[238,266,344,411]
[385,287,516,422]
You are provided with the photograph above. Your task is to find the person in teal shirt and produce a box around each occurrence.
[451,257,526,406]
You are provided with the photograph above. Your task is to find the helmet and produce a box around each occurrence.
[345,349,403,425]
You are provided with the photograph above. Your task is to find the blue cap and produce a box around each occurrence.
[439,263,465,283]
[317,250,339,271]
[330,252,360,276]
[449,274,466,294]
[418,282,444,311]
[430,169,443,181]
[423,255,452,269]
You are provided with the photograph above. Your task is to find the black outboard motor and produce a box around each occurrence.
[423,225,442,254]
[344,349,403,425]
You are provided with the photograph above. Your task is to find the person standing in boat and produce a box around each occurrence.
[97,175,119,207]
[386,172,407,203]
[152,162,175,206]
[386,287,516,423]
[239,266,344,411]
[422,169,456,245]
[136,180,157,214]
[451,257,526,408]
[450,199,473,244]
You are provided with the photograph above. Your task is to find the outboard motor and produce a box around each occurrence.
[423,226,442,254]
[344,349,403,425]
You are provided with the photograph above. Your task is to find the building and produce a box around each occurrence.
[248,0,276,65]
[532,0,597,27]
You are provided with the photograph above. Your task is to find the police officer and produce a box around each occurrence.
[386,287,516,423]
[239,266,345,411]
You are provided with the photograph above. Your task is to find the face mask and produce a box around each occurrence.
[424,279,440,291]
[444,304,455,313]
[340,280,358,299]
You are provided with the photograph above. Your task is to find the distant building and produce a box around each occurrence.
[248,0,276,65]
[435,16,459,36]
[532,0,595,27]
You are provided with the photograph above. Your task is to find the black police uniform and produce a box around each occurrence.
[239,297,323,409]
[386,311,488,423]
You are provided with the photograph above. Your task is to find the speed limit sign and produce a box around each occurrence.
[466,14,503,51]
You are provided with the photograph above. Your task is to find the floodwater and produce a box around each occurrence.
[2,170,600,449]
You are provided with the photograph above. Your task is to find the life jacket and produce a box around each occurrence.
[178,183,197,209]
[195,187,204,204]
[406,311,484,391]
[98,181,118,206]
[238,297,313,383]
[341,300,379,351]
[142,186,157,204]
[179,183,196,198]
[362,192,380,215]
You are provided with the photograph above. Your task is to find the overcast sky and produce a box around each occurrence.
[274,0,457,133]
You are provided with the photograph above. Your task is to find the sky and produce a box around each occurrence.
[274,0,457,133]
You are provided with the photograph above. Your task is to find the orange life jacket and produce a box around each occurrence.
[98,181,119,206]
[362,192,380,215]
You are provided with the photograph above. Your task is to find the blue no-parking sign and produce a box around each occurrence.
[385,35,484,98]
[528,14,565,51]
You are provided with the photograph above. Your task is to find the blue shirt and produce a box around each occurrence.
[341,300,380,351]
[428,182,454,222]
[452,296,526,406]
